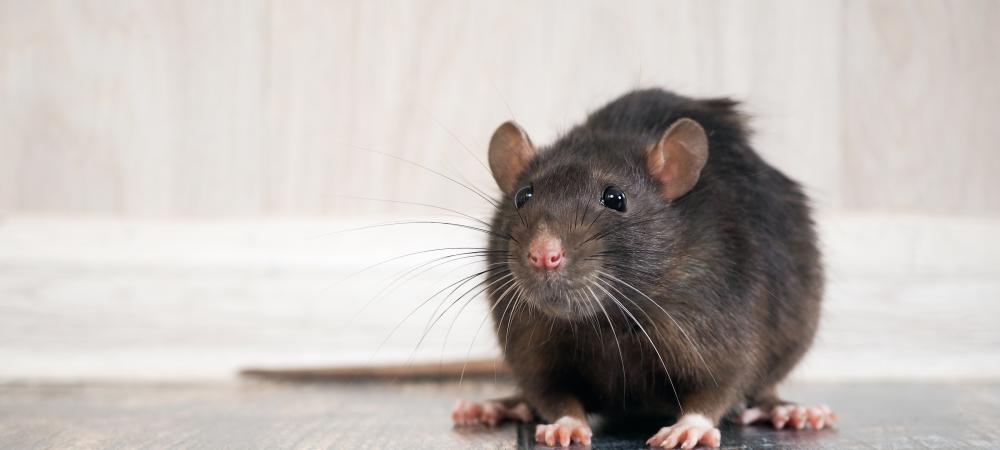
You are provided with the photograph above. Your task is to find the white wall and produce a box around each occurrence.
[5,0,997,217]
[0,0,997,381]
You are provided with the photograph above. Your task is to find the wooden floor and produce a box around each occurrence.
[1,380,998,449]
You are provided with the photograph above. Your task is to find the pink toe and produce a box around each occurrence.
[558,427,571,447]
[483,404,502,426]
[790,406,807,430]
[740,407,764,425]
[665,428,687,448]
[706,428,722,447]
[545,426,557,447]
[468,403,483,424]
[647,427,669,445]
[821,405,839,426]
[681,431,699,449]
[805,407,822,429]
[771,406,790,429]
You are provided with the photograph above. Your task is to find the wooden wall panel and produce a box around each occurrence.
[843,0,1000,214]
[0,0,844,217]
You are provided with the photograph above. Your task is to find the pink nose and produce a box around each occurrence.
[528,233,564,271]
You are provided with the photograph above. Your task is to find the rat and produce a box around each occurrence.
[451,88,836,448]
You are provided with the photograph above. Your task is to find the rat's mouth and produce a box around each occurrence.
[516,278,603,321]
[501,254,607,321]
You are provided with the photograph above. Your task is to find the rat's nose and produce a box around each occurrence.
[528,232,564,271]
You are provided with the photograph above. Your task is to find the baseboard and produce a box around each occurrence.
[0,213,997,381]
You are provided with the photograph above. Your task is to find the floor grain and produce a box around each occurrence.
[0,380,997,449]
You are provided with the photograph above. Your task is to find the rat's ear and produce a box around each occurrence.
[646,118,709,201]
[488,121,537,194]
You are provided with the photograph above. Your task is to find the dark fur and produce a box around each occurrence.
[485,88,822,422]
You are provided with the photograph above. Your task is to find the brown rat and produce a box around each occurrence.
[452,88,835,448]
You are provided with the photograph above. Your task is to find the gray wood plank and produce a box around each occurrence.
[1,381,998,449]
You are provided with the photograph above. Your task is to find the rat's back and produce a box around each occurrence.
[581,88,749,150]
[585,88,825,398]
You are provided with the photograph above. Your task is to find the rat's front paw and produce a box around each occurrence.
[451,399,533,427]
[647,413,721,449]
[739,403,837,430]
[534,416,592,447]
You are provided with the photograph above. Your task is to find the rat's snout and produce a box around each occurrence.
[527,230,564,271]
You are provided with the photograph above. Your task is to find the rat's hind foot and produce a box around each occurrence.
[535,416,593,447]
[451,398,534,427]
[647,413,721,449]
[739,403,837,430]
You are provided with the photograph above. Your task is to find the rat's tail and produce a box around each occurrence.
[239,358,509,382]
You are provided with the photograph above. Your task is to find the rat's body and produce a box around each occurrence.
[453,89,835,448]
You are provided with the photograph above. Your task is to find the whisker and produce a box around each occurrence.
[500,285,526,371]
[418,103,492,175]
[575,209,607,249]
[428,264,513,339]
[332,246,501,295]
[591,276,683,413]
[514,203,527,229]
[585,284,627,408]
[437,270,516,351]
[326,194,493,228]
[351,251,499,320]
[495,286,519,357]
[576,290,604,343]
[370,266,505,363]
[459,275,521,388]
[452,168,499,213]
[358,146,501,209]
[494,285,526,385]
[420,260,511,336]
[434,268,515,371]
[487,76,517,122]
[407,270,515,367]
[582,259,662,280]
[573,200,582,231]
[578,208,674,247]
[310,220,515,243]
[598,270,719,388]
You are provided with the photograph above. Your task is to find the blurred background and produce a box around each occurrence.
[0,0,997,382]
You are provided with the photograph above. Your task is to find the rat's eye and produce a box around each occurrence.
[514,185,533,209]
[601,186,626,212]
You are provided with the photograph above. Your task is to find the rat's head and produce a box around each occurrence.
[486,119,709,320]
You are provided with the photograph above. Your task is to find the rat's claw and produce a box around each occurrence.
[770,405,795,429]
[741,403,837,430]
[646,413,721,449]
[776,405,808,430]
[451,400,482,426]
[814,404,838,429]
[534,416,592,447]
[452,399,534,427]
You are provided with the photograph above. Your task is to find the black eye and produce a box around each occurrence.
[601,186,626,212]
[514,185,533,209]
